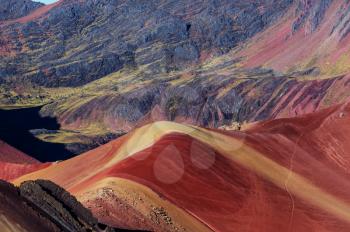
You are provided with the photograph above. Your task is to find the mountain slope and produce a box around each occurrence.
[0,179,132,232]
[0,140,50,181]
[2,1,350,135]
[240,0,350,76]
[2,0,350,155]
[0,0,43,21]
[0,139,39,164]
[0,0,292,87]
[0,161,50,181]
[13,101,350,231]
[37,62,350,134]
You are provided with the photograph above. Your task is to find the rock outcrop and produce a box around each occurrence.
[0,179,145,231]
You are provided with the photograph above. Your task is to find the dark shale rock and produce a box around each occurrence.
[292,0,333,33]
[0,0,43,21]
[0,179,146,232]
[0,0,294,87]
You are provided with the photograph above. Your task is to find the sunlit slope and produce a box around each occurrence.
[13,102,350,231]
[0,162,49,181]
[239,0,350,77]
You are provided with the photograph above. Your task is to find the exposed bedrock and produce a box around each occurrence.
[41,71,349,132]
[0,179,146,232]
[0,0,293,87]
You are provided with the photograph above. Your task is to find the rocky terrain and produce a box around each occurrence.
[0,0,311,153]
[0,0,43,21]
[0,0,293,87]
[0,179,140,231]
[1,0,350,155]
[39,62,350,134]
[1,1,350,136]
[239,0,350,73]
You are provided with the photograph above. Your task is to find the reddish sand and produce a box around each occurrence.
[0,140,49,181]
[11,101,350,231]
[0,140,39,164]
[89,130,350,231]
[0,162,50,181]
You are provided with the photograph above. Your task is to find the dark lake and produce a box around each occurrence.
[0,106,74,162]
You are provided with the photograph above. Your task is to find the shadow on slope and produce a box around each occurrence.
[0,106,74,162]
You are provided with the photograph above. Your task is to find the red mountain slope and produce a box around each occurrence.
[239,0,350,76]
[11,101,350,231]
[0,140,50,181]
[0,140,39,164]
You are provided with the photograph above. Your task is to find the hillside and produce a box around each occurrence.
[0,140,49,181]
[240,0,350,75]
[0,0,43,21]
[0,139,39,164]
[1,0,350,147]
[12,101,350,231]
[1,1,350,231]
[0,0,292,87]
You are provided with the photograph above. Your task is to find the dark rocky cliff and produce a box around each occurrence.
[0,0,293,87]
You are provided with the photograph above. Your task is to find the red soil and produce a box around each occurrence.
[60,102,350,231]
[0,140,49,181]
[0,162,50,181]
[104,134,264,231]
[251,75,350,120]
[104,133,350,231]
[103,102,350,231]
[11,101,350,231]
[245,101,350,201]
[240,0,350,72]
[0,140,39,164]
